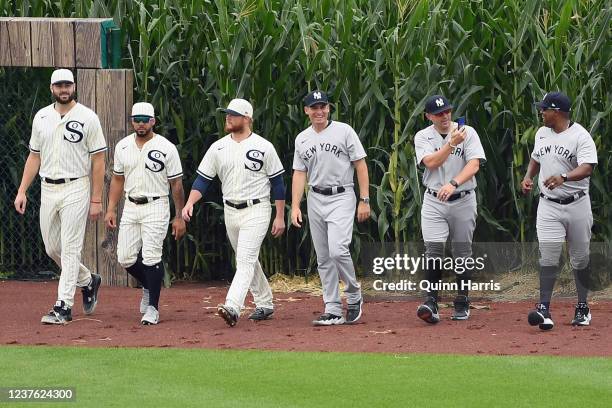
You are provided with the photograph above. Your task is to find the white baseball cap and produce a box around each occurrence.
[220,98,253,119]
[131,102,155,117]
[50,69,74,85]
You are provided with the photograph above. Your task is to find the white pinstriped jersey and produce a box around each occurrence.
[197,133,284,202]
[29,102,107,179]
[113,133,183,197]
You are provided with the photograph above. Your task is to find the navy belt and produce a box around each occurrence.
[42,177,79,184]
[426,188,472,202]
[224,199,261,209]
[540,191,585,205]
[312,186,346,195]
[128,196,160,205]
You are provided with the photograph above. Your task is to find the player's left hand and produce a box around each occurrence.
[89,202,103,220]
[437,183,456,202]
[357,201,370,223]
[271,217,285,238]
[544,175,564,190]
[172,216,186,240]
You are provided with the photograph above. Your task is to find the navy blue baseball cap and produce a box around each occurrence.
[303,90,329,106]
[424,95,453,114]
[535,92,571,112]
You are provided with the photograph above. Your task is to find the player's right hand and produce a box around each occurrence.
[14,192,27,215]
[450,127,466,146]
[291,207,302,228]
[182,203,194,222]
[104,211,117,229]
[521,178,533,195]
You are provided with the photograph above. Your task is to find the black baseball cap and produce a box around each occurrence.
[303,90,329,107]
[424,95,453,114]
[535,92,571,112]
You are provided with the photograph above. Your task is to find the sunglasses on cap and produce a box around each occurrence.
[132,115,152,123]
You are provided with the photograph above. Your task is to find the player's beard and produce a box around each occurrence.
[53,90,76,105]
[225,122,245,133]
[135,127,153,138]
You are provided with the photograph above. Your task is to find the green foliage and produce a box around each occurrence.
[1,1,610,279]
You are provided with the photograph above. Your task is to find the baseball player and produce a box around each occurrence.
[14,69,105,325]
[521,92,597,330]
[291,90,370,326]
[414,94,486,323]
[105,102,186,325]
[182,98,286,327]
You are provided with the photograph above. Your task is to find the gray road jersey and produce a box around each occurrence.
[293,121,366,188]
[531,122,597,198]
[414,124,486,192]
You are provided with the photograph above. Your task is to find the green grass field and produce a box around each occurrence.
[1,346,611,407]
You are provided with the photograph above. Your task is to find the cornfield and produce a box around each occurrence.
[1,0,610,281]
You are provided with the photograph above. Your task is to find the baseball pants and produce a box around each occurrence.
[421,192,477,258]
[307,190,361,316]
[40,177,92,308]
[536,195,592,269]
[224,201,274,314]
[117,197,170,268]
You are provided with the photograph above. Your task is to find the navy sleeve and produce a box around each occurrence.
[270,174,286,200]
[192,175,212,196]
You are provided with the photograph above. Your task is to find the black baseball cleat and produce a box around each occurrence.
[571,303,591,326]
[41,301,72,325]
[312,313,345,326]
[528,303,554,330]
[81,273,101,315]
[217,304,238,327]
[345,299,363,324]
[417,297,440,324]
[248,307,274,321]
[451,295,470,320]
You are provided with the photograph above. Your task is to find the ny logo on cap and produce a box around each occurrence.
[313,92,322,100]
[435,98,445,107]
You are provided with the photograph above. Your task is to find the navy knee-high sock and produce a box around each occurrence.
[144,262,164,309]
[126,259,148,289]
[540,265,558,309]
[573,266,590,304]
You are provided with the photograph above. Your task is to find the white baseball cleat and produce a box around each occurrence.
[141,305,159,325]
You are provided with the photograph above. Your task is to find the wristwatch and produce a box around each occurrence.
[561,173,568,182]
[449,179,459,188]
[360,197,370,204]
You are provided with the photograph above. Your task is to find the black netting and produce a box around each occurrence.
[0,67,58,279]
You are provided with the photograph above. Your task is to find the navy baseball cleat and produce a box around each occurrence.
[571,303,591,326]
[346,299,363,324]
[248,307,274,321]
[81,273,101,315]
[417,297,440,324]
[217,304,238,327]
[451,295,470,320]
[312,313,345,326]
[528,303,554,330]
[41,300,72,325]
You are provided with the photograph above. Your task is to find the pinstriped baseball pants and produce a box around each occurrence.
[224,201,274,314]
[117,197,170,267]
[40,177,92,308]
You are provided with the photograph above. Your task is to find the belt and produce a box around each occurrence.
[224,199,261,209]
[540,191,585,205]
[128,196,160,205]
[42,177,79,184]
[312,186,346,195]
[426,188,472,202]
